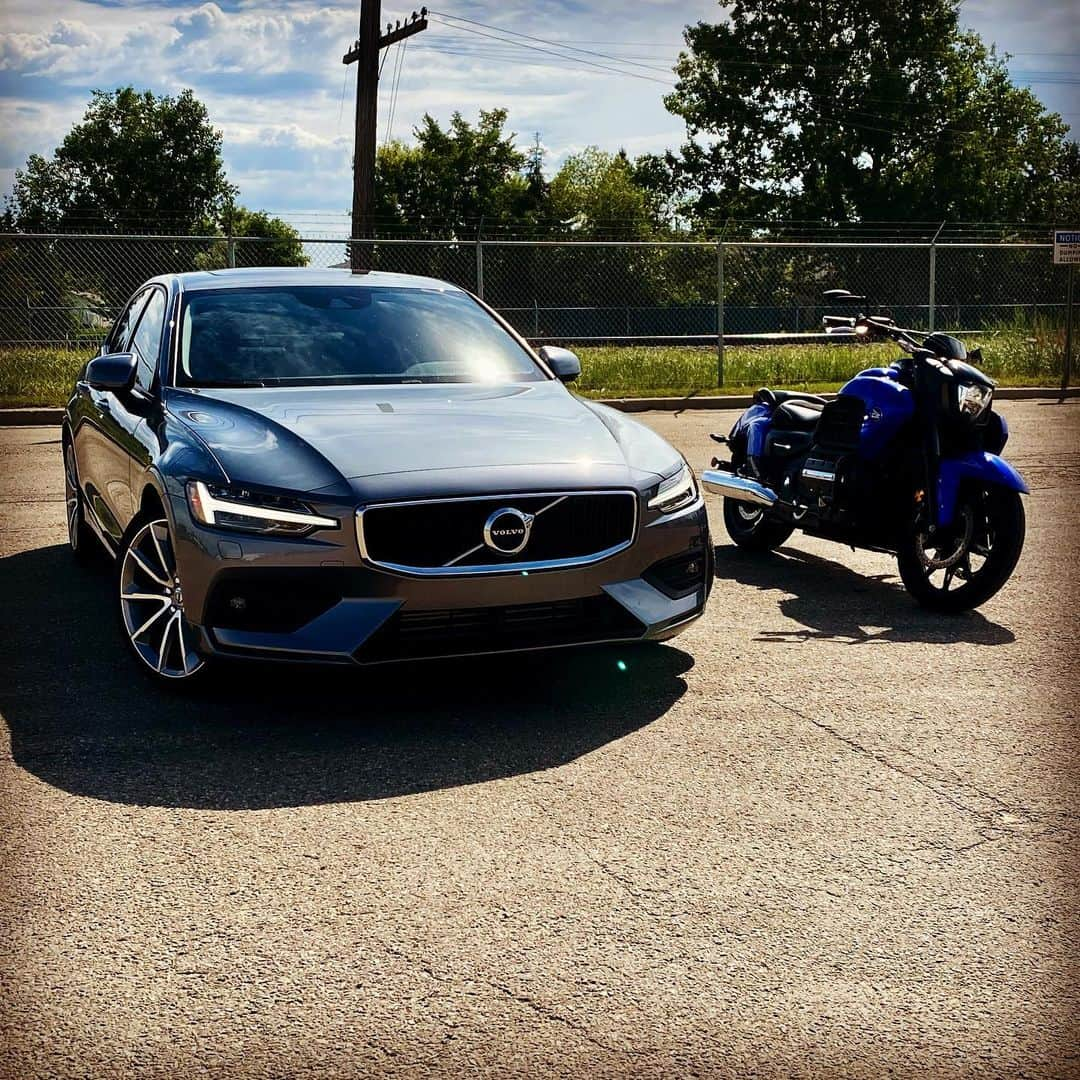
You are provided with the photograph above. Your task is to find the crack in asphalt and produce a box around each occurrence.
[372,938,641,1059]
[759,691,1076,844]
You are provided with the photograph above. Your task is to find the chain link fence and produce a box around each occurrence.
[1,231,1071,385]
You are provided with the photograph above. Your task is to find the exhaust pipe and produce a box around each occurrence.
[701,468,778,507]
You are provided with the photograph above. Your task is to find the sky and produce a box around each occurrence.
[0,0,1077,229]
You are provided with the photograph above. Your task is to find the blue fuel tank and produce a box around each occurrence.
[839,366,916,460]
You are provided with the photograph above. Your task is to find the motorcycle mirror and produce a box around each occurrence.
[823,288,867,304]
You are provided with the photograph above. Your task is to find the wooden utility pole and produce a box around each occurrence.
[343,4,428,271]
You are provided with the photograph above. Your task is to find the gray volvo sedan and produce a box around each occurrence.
[63,268,711,683]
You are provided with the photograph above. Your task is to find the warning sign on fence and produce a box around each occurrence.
[1053,230,1080,264]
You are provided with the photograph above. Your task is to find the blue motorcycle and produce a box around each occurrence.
[702,291,1028,611]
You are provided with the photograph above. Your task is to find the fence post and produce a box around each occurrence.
[928,221,945,332]
[476,238,484,300]
[716,235,726,388]
[226,206,236,269]
[1062,263,1075,401]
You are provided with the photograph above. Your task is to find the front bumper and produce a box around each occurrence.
[166,492,710,665]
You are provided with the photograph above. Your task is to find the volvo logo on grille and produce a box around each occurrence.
[482,507,535,556]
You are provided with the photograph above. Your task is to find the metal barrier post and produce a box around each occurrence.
[716,237,725,387]
[475,238,484,300]
[1062,263,1075,400]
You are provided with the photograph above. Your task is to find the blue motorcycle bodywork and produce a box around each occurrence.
[839,368,914,461]
[732,364,1027,532]
[935,452,1029,527]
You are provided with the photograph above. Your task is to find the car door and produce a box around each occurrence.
[73,288,153,546]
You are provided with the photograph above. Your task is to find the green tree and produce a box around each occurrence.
[665,0,1080,227]
[196,207,308,269]
[5,87,236,234]
[374,109,535,236]
[548,148,657,238]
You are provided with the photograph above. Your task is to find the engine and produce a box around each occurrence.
[796,452,853,519]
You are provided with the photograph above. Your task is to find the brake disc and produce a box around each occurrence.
[915,504,974,571]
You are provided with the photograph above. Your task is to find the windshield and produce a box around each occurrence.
[176,285,546,387]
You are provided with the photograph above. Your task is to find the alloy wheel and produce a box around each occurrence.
[119,518,205,679]
[64,443,83,553]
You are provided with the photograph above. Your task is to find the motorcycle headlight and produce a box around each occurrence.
[648,463,699,515]
[957,382,993,419]
[186,480,338,536]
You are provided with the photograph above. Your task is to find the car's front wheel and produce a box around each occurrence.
[118,514,207,682]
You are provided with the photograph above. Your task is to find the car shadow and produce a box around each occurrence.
[714,543,1015,646]
[0,544,692,811]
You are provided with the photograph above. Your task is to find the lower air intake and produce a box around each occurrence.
[354,594,644,663]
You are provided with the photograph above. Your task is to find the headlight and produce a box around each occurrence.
[186,480,338,536]
[648,463,699,515]
[957,382,993,419]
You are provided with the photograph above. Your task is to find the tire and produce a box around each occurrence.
[116,512,209,684]
[63,437,97,564]
[897,485,1025,612]
[722,497,795,552]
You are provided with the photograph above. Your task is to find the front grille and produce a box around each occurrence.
[359,491,637,573]
[354,594,644,663]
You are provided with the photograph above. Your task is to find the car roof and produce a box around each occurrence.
[169,267,466,293]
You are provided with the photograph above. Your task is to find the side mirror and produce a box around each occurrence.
[538,345,581,384]
[823,288,867,305]
[86,352,138,393]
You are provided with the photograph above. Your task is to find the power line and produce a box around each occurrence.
[427,9,676,76]
[384,39,409,145]
[424,14,673,86]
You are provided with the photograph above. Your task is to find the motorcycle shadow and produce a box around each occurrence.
[714,543,1015,646]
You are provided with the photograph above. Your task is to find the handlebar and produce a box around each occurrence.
[822,312,923,354]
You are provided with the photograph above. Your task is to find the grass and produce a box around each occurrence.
[0,327,1069,408]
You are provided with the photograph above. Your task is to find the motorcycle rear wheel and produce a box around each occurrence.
[722,498,794,552]
[897,485,1024,612]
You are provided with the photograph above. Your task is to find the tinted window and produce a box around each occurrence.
[130,289,167,391]
[109,290,150,353]
[177,286,545,387]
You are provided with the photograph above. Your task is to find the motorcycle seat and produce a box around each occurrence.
[754,388,829,408]
[773,399,825,429]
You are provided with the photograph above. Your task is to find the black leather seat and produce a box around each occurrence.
[773,399,824,429]
[754,388,829,408]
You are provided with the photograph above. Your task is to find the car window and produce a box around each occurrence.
[177,285,546,387]
[129,289,167,391]
[108,289,151,354]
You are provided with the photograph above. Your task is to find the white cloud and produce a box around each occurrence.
[1,0,1071,215]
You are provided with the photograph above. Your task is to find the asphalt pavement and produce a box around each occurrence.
[1,400,1078,1078]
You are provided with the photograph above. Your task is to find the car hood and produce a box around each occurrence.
[165,382,681,500]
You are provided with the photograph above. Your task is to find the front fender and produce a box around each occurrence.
[936,452,1029,527]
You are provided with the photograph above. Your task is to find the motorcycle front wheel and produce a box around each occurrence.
[722,497,795,552]
[897,485,1025,612]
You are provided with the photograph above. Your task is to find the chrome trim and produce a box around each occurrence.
[356,489,639,577]
[801,467,836,482]
[700,469,778,507]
